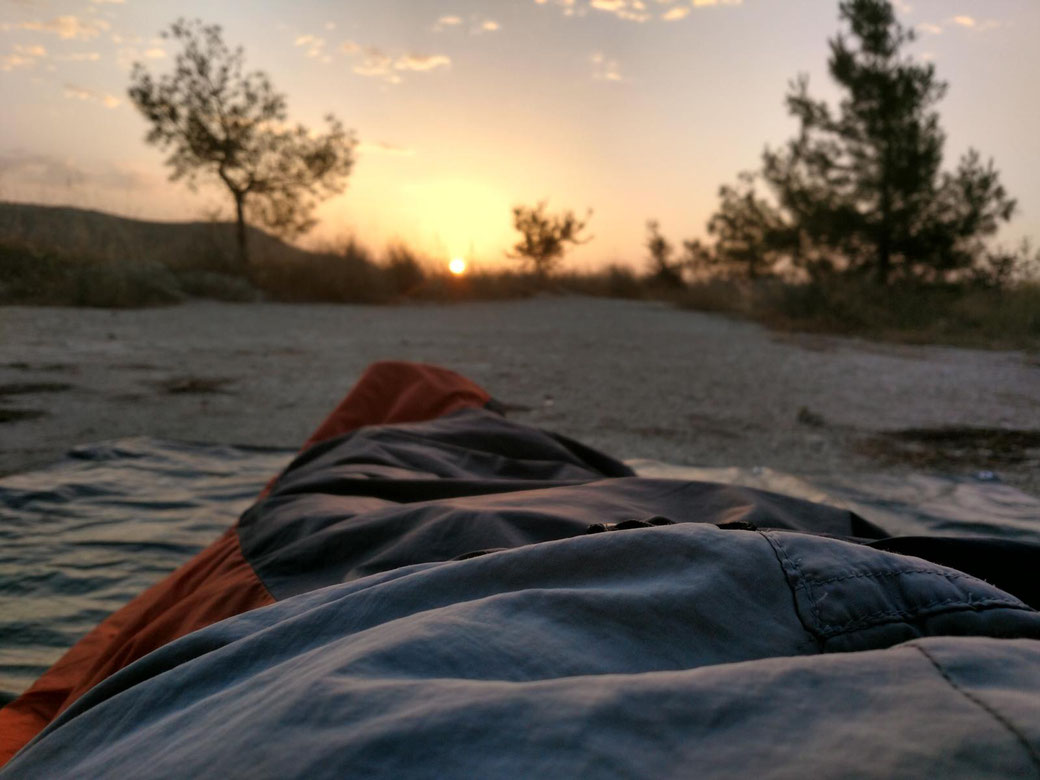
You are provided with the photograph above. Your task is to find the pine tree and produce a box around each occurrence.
[711,0,1017,285]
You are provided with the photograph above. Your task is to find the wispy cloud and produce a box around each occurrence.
[343,43,451,84]
[0,151,152,191]
[535,0,741,22]
[397,53,452,72]
[1,16,110,40]
[1,43,46,71]
[590,0,650,23]
[0,151,86,187]
[115,43,165,70]
[294,34,331,63]
[434,15,463,31]
[534,0,585,19]
[357,140,416,157]
[434,15,501,34]
[590,51,625,81]
[63,83,121,108]
[916,15,1001,35]
[56,51,102,62]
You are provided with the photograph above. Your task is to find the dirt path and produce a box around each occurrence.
[2,298,1038,495]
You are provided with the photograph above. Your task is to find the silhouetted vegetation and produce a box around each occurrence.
[128,19,356,272]
[507,201,592,284]
[645,221,684,289]
[2,200,1035,348]
[705,0,1026,286]
[0,240,185,307]
[673,276,1040,350]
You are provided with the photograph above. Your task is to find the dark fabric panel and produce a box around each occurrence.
[239,408,878,600]
[869,536,1040,609]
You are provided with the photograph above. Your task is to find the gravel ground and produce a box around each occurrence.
[1,297,1038,495]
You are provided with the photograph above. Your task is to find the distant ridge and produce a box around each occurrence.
[0,201,319,269]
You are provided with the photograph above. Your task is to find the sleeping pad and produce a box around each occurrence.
[1,361,1038,777]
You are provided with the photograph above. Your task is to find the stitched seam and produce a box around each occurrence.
[913,644,1040,772]
[797,568,979,589]
[759,531,823,646]
[819,598,1032,637]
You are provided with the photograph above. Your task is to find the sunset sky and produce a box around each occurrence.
[2,0,1037,270]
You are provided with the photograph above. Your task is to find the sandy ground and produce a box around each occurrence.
[1,297,1038,496]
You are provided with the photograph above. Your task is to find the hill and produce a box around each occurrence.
[0,201,316,271]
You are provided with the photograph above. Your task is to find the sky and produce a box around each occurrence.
[1,0,1038,271]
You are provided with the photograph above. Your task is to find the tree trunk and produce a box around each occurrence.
[234,193,249,274]
[877,134,894,286]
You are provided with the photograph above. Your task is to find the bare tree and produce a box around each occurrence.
[507,201,592,283]
[128,19,357,271]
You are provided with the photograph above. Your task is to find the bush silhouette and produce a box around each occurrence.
[507,201,592,283]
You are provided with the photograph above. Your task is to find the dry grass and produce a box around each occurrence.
[0,240,185,308]
[676,276,1040,351]
[3,202,1036,351]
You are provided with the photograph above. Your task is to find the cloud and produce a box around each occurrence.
[535,0,740,22]
[1,43,46,71]
[590,51,624,81]
[357,140,415,156]
[396,53,451,72]
[294,33,330,62]
[434,15,500,34]
[534,0,585,19]
[590,0,650,23]
[114,43,165,69]
[0,152,86,187]
[341,42,451,84]
[56,51,102,61]
[433,15,463,31]
[916,16,1001,35]
[63,83,121,108]
[0,151,153,191]
[2,16,110,40]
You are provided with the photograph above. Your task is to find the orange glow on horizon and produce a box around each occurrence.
[448,257,467,276]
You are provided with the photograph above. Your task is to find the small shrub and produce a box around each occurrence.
[174,270,261,302]
[252,238,390,303]
[674,278,748,314]
[383,244,426,297]
[0,240,185,308]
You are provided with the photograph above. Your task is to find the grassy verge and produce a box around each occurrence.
[0,241,186,308]
[675,277,1040,351]
[3,231,1036,351]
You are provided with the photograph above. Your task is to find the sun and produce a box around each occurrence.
[448,257,467,276]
